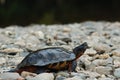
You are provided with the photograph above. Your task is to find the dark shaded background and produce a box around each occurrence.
[0,0,120,27]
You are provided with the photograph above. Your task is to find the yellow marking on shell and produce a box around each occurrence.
[47,61,68,70]
[48,64,53,68]
[52,63,60,69]
[60,61,67,68]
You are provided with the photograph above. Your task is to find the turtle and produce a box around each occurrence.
[14,42,89,74]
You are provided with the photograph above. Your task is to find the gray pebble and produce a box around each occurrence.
[0,72,24,80]
[114,68,120,78]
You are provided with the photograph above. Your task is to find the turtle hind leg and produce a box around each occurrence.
[68,61,77,77]
[16,66,38,74]
[36,67,48,74]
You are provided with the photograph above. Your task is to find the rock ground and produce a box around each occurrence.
[0,21,120,80]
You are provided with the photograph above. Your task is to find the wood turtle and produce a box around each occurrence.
[14,42,89,74]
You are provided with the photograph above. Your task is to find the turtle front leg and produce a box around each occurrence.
[68,62,72,77]
[71,61,77,72]
[68,62,72,73]
[68,61,77,77]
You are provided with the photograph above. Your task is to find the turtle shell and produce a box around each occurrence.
[17,47,75,69]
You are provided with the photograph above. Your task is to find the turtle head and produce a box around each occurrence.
[73,42,89,60]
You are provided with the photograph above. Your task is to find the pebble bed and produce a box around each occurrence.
[0,21,120,80]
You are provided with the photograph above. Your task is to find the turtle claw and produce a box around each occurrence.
[68,72,74,77]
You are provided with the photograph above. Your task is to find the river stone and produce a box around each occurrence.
[62,27,71,32]
[56,71,69,77]
[112,49,120,57]
[84,48,97,56]
[93,43,111,53]
[81,71,100,78]
[114,59,120,67]
[98,78,113,80]
[114,68,120,78]
[14,40,26,47]
[71,72,89,80]
[24,35,42,51]
[0,48,23,53]
[0,72,24,80]
[31,31,45,40]
[98,54,110,59]
[92,59,108,66]
[21,71,37,78]
[79,55,92,69]
[86,78,97,80]
[26,73,54,80]
[64,76,83,80]
[0,57,6,65]
[95,66,112,75]
[55,75,66,80]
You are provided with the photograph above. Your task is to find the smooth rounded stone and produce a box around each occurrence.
[45,35,55,46]
[0,57,6,65]
[110,37,120,44]
[92,59,109,66]
[107,75,116,79]
[87,37,100,46]
[60,45,72,50]
[98,78,113,80]
[2,28,15,38]
[111,29,120,36]
[31,31,45,39]
[8,57,24,66]
[93,43,111,53]
[55,75,66,80]
[86,78,97,80]
[62,27,71,32]
[112,56,120,61]
[80,55,93,62]
[0,67,11,73]
[24,35,43,51]
[64,76,83,80]
[54,32,70,40]
[0,44,13,49]
[90,32,100,36]
[84,48,97,56]
[95,66,112,75]
[0,34,12,44]
[114,68,120,78]
[93,54,110,59]
[71,72,89,79]
[56,71,69,77]
[60,37,72,44]
[26,73,54,80]
[112,49,120,57]
[109,22,120,28]
[79,55,92,70]
[102,31,111,39]
[0,48,23,53]
[55,40,67,45]
[82,24,96,34]
[106,57,113,66]
[14,40,26,47]
[83,60,92,70]
[113,59,120,67]
[0,72,24,80]
[80,71,100,79]
[21,71,37,78]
